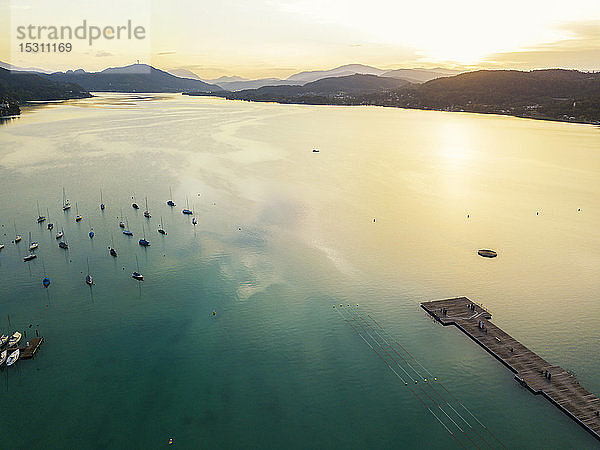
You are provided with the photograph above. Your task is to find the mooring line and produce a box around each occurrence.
[358,306,504,449]
[336,306,467,448]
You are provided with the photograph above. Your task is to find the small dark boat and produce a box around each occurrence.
[192,217,197,225]
[167,187,176,206]
[36,201,46,223]
[110,248,117,257]
[478,249,498,258]
[47,222,54,230]
[312,148,319,153]
[100,188,105,211]
[143,196,151,218]
[89,229,94,238]
[123,230,133,236]
[58,241,68,249]
[119,221,125,228]
[182,196,192,215]
[42,277,50,288]
[56,228,64,239]
[85,258,93,285]
[158,217,167,235]
[132,203,139,209]
[139,239,150,247]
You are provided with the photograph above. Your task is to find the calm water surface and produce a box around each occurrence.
[0,94,599,448]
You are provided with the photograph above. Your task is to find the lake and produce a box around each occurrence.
[0,93,599,448]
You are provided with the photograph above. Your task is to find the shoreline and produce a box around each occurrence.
[184,92,600,127]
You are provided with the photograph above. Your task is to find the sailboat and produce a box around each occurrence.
[75,202,82,222]
[42,261,50,287]
[144,196,151,218]
[132,255,144,281]
[36,200,46,223]
[47,208,54,230]
[24,233,37,260]
[14,220,22,243]
[123,219,133,236]
[182,196,193,215]
[62,187,71,211]
[85,257,93,285]
[56,227,64,239]
[138,222,150,246]
[158,217,167,235]
[8,331,21,347]
[119,208,125,228]
[132,194,139,209]
[0,333,8,346]
[167,187,176,207]
[6,349,21,367]
[28,231,39,250]
[6,349,19,367]
[109,233,117,257]
[100,188,105,211]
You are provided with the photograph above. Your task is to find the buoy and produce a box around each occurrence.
[424,378,427,382]
[212,311,216,315]
[434,378,437,381]
[467,214,470,218]
[414,380,418,384]
[373,218,376,222]
[168,438,173,445]
[536,212,539,215]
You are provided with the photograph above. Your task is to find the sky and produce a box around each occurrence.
[1,0,599,79]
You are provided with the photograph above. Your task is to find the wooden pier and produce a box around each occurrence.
[421,297,600,441]
[15,336,44,359]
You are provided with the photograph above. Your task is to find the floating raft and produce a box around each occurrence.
[15,336,44,359]
[421,297,600,441]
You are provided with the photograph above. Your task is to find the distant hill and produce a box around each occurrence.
[0,66,91,116]
[285,64,386,84]
[47,64,223,93]
[186,74,411,104]
[381,68,461,83]
[186,69,600,124]
[396,69,600,122]
[215,78,298,91]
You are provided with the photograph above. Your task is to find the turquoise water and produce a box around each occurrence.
[0,94,599,448]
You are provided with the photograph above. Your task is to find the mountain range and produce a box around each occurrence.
[171,64,460,91]
[187,69,600,124]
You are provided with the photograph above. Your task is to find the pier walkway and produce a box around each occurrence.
[421,297,600,441]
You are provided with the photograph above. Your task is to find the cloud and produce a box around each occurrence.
[96,51,113,57]
[483,20,600,70]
